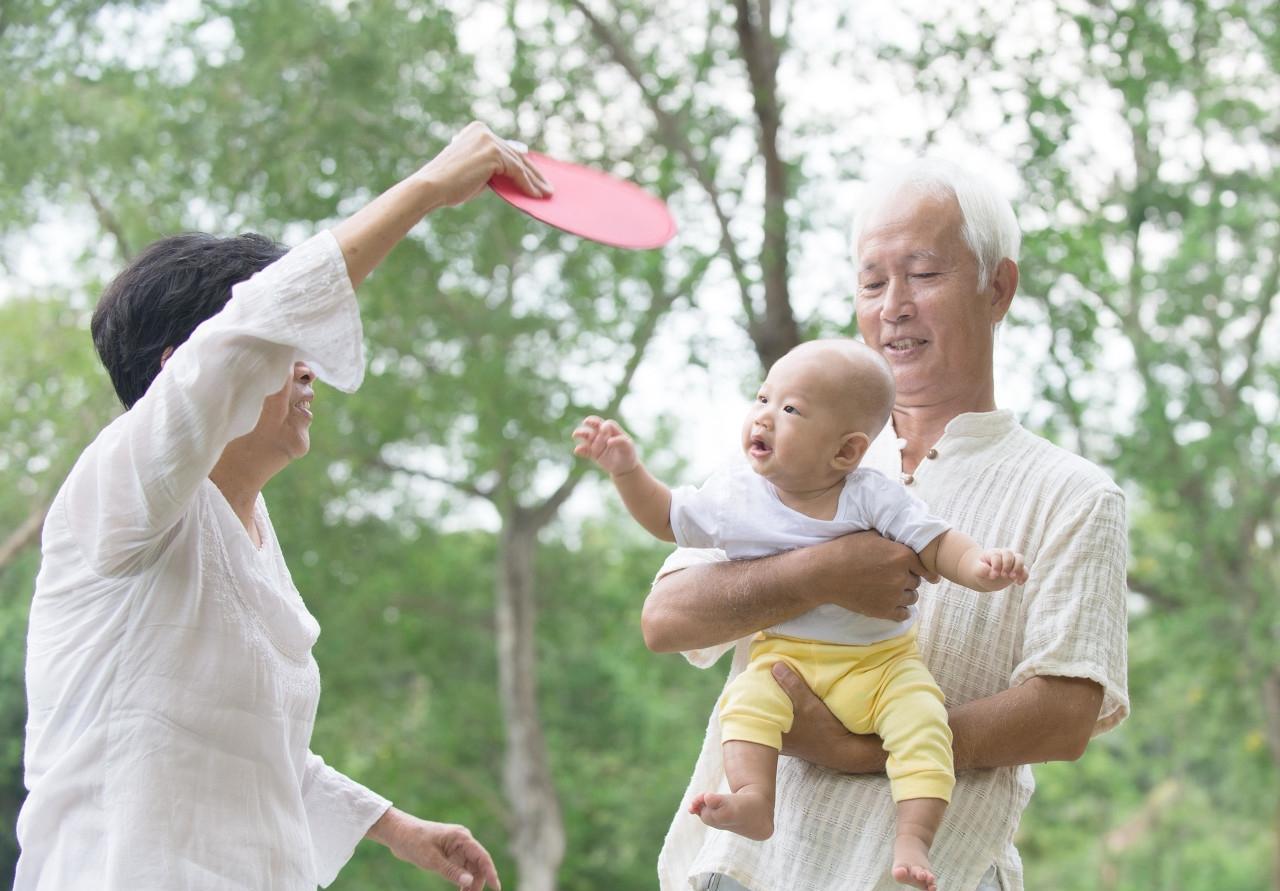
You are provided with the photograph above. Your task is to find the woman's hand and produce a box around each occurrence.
[416,120,553,207]
[333,121,553,288]
[367,807,501,890]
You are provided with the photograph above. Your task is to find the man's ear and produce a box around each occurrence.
[832,432,870,472]
[159,346,175,369]
[989,258,1019,324]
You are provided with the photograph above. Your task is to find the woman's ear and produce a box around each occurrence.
[832,432,870,472]
[159,346,175,369]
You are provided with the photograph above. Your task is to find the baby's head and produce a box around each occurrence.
[742,338,895,491]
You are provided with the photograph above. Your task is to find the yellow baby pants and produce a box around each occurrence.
[718,630,955,803]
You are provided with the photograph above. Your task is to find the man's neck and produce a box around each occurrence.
[893,386,997,473]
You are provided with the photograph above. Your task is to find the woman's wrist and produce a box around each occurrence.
[407,166,454,215]
[365,805,406,847]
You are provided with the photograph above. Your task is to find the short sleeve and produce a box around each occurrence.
[669,470,735,550]
[1010,487,1129,735]
[856,470,952,553]
[651,547,736,669]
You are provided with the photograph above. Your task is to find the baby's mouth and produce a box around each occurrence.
[748,438,772,458]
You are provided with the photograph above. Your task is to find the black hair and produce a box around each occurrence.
[91,232,287,408]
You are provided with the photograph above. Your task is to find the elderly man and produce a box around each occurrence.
[646,160,1129,891]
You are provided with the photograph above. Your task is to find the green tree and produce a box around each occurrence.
[0,293,118,875]
[0,2,710,888]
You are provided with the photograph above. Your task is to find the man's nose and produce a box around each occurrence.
[880,276,914,323]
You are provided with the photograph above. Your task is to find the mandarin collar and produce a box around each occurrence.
[938,409,1019,439]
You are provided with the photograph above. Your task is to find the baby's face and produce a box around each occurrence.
[741,350,865,491]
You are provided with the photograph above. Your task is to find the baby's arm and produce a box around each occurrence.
[919,529,1029,593]
[572,415,675,542]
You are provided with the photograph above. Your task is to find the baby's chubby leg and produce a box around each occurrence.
[698,642,808,840]
[892,797,946,891]
[857,649,953,891]
[690,740,778,841]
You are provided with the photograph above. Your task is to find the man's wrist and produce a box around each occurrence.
[784,541,831,610]
[835,733,889,775]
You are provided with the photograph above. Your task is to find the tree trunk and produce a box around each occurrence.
[0,502,49,571]
[494,511,565,891]
[1263,668,1280,891]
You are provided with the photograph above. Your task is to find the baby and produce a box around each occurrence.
[572,338,1029,891]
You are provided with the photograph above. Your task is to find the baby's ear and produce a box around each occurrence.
[831,432,870,472]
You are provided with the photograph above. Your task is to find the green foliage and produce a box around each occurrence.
[2,0,1277,888]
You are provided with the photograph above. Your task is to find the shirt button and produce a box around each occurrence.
[926,448,939,459]
[901,474,915,485]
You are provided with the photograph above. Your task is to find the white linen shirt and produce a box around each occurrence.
[656,411,1130,891]
[16,231,390,890]
[669,464,950,645]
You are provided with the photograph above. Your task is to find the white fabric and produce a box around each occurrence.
[17,231,390,890]
[703,863,1001,891]
[670,464,950,645]
[656,410,1130,891]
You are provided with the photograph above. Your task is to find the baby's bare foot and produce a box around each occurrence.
[689,790,774,840]
[891,834,937,891]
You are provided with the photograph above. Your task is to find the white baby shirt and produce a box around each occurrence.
[669,463,951,645]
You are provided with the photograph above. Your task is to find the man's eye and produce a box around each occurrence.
[783,405,797,414]
[860,282,884,293]
[911,272,939,279]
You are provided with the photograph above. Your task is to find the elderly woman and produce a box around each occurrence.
[15,122,550,891]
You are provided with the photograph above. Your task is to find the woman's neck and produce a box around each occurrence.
[209,464,269,546]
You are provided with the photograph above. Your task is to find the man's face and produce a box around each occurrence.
[855,190,1005,408]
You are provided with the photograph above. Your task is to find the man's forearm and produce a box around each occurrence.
[642,532,927,653]
[948,675,1102,769]
[641,552,817,652]
[789,675,1104,774]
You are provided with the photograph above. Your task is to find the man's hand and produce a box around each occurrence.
[772,662,887,774]
[572,415,639,477]
[806,532,939,622]
[641,531,935,653]
[367,807,501,890]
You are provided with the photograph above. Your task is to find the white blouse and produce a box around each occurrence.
[656,411,1130,891]
[17,231,390,890]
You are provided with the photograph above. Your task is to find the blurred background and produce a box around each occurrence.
[1,0,1277,888]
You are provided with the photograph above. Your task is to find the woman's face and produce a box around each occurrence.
[245,361,315,463]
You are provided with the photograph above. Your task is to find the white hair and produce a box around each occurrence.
[852,159,1021,291]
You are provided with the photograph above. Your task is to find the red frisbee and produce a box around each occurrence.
[489,152,677,250]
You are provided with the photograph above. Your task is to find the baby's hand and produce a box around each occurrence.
[975,548,1029,589]
[572,416,639,477]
